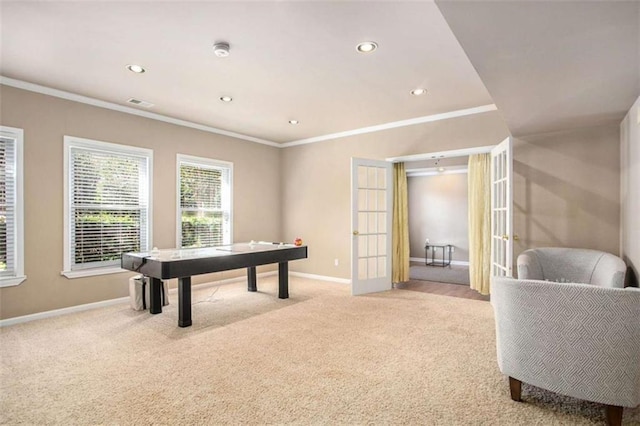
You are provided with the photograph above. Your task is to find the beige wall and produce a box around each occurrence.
[283,118,621,281]
[0,85,282,319]
[407,173,469,262]
[281,112,510,279]
[1,82,624,319]
[513,125,620,260]
[621,96,640,285]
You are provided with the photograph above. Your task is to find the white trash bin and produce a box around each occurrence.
[129,275,169,311]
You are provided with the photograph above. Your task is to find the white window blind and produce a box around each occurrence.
[0,136,18,278]
[177,155,232,248]
[65,137,152,273]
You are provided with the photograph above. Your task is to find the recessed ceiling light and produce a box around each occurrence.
[219,96,233,102]
[411,88,427,96]
[288,120,299,125]
[356,41,378,53]
[126,64,146,74]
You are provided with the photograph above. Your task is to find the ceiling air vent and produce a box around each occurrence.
[126,98,154,108]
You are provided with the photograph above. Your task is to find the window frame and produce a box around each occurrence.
[176,154,233,249]
[62,136,153,278]
[0,126,25,287]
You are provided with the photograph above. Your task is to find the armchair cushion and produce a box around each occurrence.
[517,247,626,288]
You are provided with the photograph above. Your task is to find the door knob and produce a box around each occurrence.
[353,230,359,236]
[514,234,520,241]
[502,234,509,241]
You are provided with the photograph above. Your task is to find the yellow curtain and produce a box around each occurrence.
[468,154,491,295]
[392,162,410,283]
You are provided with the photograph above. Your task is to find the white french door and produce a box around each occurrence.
[350,158,393,295]
[490,137,514,277]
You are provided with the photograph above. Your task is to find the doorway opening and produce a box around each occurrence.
[351,139,513,297]
[405,156,470,286]
[387,144,511,294]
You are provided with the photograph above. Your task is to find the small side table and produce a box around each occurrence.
[424,244,453,267]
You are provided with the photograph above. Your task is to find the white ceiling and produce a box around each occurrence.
[436,0,640,137]
[2,1,637,145]
[0,1,495,144]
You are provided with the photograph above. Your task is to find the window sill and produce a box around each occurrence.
[61,267,128,279]
[0,275,27,287]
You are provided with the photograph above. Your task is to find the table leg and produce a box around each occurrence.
[149,278,163,314]
[278,262,289,299]
[178,277,192,328]
[247,266,257,292]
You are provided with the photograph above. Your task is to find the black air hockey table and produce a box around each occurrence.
[121,242,308,327]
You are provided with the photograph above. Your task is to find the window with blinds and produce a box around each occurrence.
[0,132,22,283]
[65,137,152,273]
[177,155,232,248]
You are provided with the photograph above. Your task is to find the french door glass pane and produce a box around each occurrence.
[358,166,368,188]
[358,189,367,211]
[378,235,387,256]
[377,167,386,189]
[367,189,377,210]
[358,212,367,234]
[368,257,377,279]
[378,256,386,277]
[367,212,376,234]
[358,258,367,279]
[358,235,368,258]
[368,235,377,257]
[377,213,387,233]
[367,167,377,188]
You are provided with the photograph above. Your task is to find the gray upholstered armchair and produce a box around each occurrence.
[517,247,627,288]
[491,248,639,426]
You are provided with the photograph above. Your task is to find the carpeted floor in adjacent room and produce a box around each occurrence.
[1,276,638,425]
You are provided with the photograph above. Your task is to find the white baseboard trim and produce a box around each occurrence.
[289,272,351,285]
[409,257,469,266]
[0,271,278,327]
[0,296,131,327]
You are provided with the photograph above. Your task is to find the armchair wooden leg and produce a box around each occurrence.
[605,405,622,426]
[508,376,522,402]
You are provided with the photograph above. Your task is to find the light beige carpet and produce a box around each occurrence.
[1,277,638,425]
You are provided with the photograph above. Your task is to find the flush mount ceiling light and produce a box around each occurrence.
[219,96,233,102]
[356,41,378,53]
[437,167,445,172]
[411,88,427,96]
[213,42,230,58]
[126,64,146,73]
[288,120,299,125]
